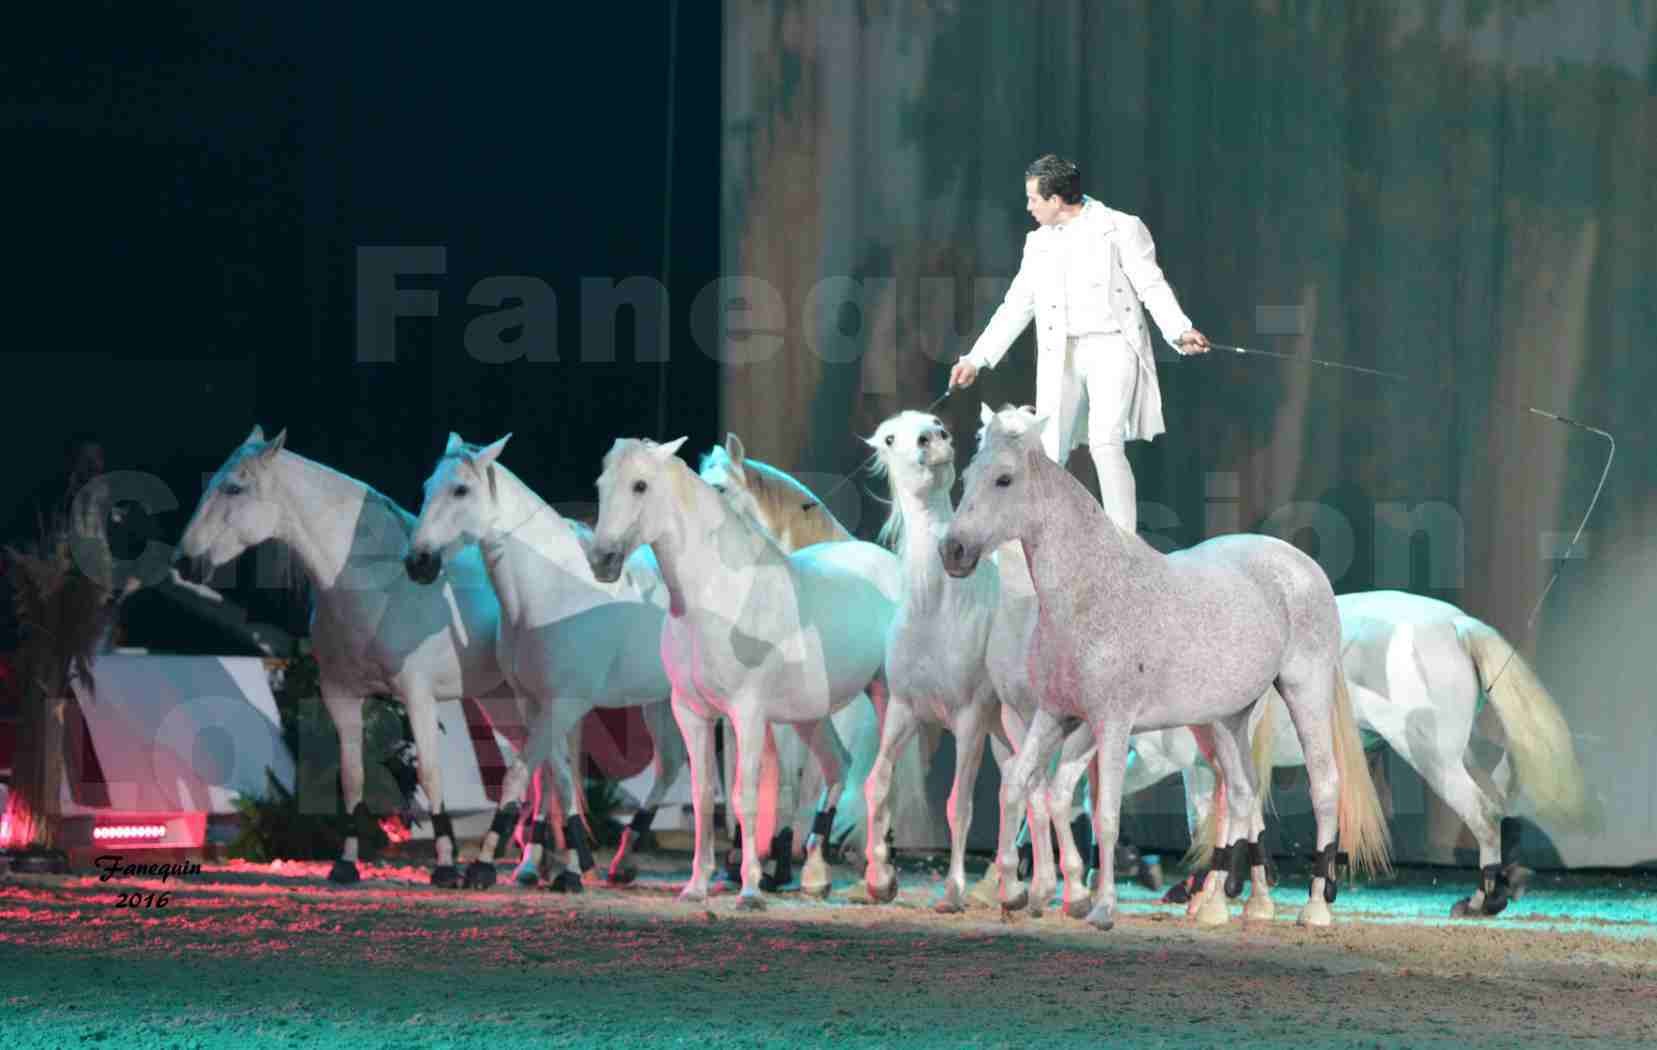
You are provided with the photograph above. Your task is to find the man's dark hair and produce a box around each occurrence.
[1025,154,1082,205]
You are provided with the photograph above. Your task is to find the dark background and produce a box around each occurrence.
[3,2,721,632]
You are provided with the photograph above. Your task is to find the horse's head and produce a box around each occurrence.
[698,433,765,530]
[590,435,688,583]
[867,409,955,495]
[174,425,289,582]
[941,407,1051,578]
[974,402,1045,452]
[404,432,510,585]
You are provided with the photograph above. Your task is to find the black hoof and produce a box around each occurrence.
[430,865,462,889]
[606,864,638,886]
[549,871,584,894]
[328,860,361,885]
[463,861,498,890]
[515,867,541,888]
[1001,888,1029,913]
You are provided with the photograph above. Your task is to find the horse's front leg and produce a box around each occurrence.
[520,703,594,894]
[320,684,372,885]
[996,707,1065,914]
[667,695,717,902]
[939,700,993,914]
[862,697,919,903]
[1083,719,1133,931]
[1047,722,1098,919]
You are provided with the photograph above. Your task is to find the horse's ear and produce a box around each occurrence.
[978,403,995,426]
[474,434,510,470]
[1027,412,1051,439]
[652,436,689,460]
[246,424,266,445]
[444,432,465,455]
[1019,404,1037,416]
[724,432,746,466]
[260,429,287,460]
[802,500,819,513]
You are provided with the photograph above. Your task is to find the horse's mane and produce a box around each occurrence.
[740,458,849,546]
[863,450,907,551]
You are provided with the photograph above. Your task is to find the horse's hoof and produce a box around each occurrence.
[1084,903,1116,931]
[1064,895,1093,920]
[1243,894,1276,923]
[1195,888,1231,927]
[430,865,462,890]
[1296,897,1333,927]
[1450,897,1474,919]
[1001,887,1029,914]
[1162,877,1194,905]
[549,871,584,894]
[678,885,708,904]
[514,867,541,888]
[1137,860,1164,892]
[800,880,831,901]
[735,892,765,911]
[606,864,638,886]
[327,860,360,885]
[1482,893,1510,917]
[934,884,964,914]
[1504,864,1533,900]
[463,861,498,890]
[867,877,898,904]
[967,874,1001,910]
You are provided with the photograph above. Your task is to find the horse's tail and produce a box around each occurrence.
[1180,726,1224,872]
[1329,669,1393,879]
[1250,693,1279,821]
[1460,620,1601,832]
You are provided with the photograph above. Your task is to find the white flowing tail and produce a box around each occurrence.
[1460,620,1601,832]
[1328,671,1392,878]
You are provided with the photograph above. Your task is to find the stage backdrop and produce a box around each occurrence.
[719,0,1657,867]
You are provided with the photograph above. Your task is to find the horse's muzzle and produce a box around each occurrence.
[403,549,442,585]
[938,536,979,578]
[587,546,623,583]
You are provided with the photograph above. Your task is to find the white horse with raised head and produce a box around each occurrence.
[698,434,925,885]
[1132,589,1599,920]
[941,410,1392,929]
[587,437,897,908]
[403,433,689,891]
[861,409,1097,915]
[173,426,514,887]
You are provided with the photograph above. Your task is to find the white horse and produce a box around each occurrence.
[698,434,926,884]
[587,437,897,908]
[1131,589,1599,919]
[942,411,1391,929]
[403,433,689,891]
[173,426,514,887]
[862,409,1097,915]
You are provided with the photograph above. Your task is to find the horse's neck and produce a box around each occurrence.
[272,452,399,593]
[1021,465,1157,623]
[478,473,587,625]
[655,480,785,618]
[895,481,964,611]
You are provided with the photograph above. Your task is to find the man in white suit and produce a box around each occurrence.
[950,154,1209,533]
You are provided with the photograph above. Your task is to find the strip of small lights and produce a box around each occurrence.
[93,824,168,841]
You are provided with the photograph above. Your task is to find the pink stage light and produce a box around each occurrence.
[92,824,168,842]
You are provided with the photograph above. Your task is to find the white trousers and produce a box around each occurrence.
[1039,332,1139,534]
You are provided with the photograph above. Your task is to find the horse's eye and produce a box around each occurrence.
[712,484,726,495]
[995,474,1013,488]
[633,480,648,494]
[453,484,470,498]
[884,434,895,446]
[222,482,245,496]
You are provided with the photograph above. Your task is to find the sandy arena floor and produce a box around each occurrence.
[3,850,1655,1049]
